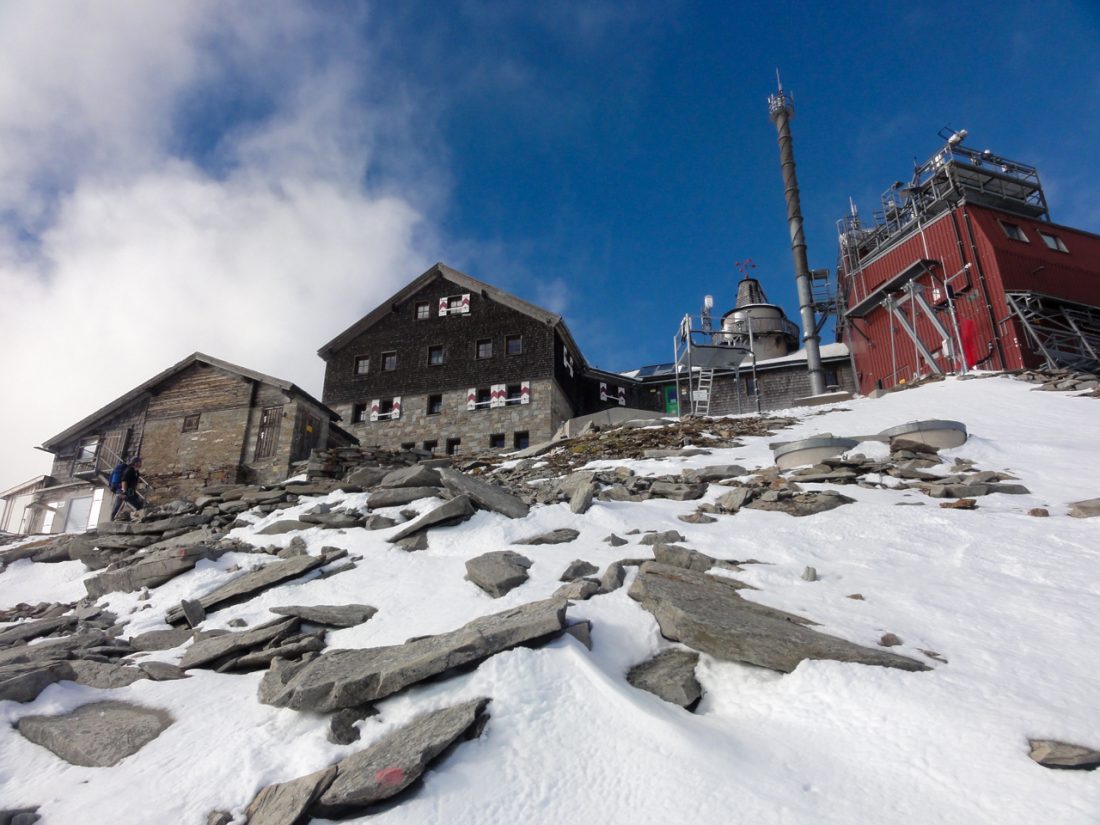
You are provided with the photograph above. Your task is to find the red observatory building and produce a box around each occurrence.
[835,132,1100,394]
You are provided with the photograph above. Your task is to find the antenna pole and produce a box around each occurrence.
[768,75,826,396]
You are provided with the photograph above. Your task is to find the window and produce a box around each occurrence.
[378,398,394,417]
[513,431,529,450]
[505,335,523,355]
[446,438,461,456]
[745,377,758,396]
[1037,231,1068,252]
[352,403,368,423]
[428,345,445,366]
[423,440,437,453]
[400,442,415,450]
[999,221,1029,242]
[489,433,505,449]
[354,355,370,375]
[447,295,464,311]
[255,406,282,459]
[476,387,492,407]
[76,437,99,464]
[476,339,493,359]
[824,368,839,389]
[427,394,443,415]
[505,384,523,405]
[382,351,397,371]
[182,414,200,432]
[415,302,431,320]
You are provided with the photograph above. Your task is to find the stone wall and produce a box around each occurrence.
[332,378,558,455]
[710,359,857,414]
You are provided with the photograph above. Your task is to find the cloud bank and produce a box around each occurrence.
[0,2,438,491]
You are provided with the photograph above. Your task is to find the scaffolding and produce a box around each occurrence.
[1005,291,1100,373]
[673,313,754,416]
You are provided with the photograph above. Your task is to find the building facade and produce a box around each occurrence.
[837,134,1100,394]
[28,353,354,535]
[318,263,659,455]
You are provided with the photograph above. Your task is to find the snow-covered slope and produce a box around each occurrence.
[2,374,1098,824]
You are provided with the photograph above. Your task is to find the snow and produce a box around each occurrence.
[1,375,1098,824]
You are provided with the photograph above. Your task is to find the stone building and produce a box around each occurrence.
[318,263,661,455]
[28,352,354,534]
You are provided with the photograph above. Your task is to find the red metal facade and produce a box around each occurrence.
[843,204,1100,394]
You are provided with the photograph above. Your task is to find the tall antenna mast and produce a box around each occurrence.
[768,73,826,395]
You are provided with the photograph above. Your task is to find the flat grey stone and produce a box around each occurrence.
[300,512,365,529]
[716,488,754,513]
[88,534,159,551]
[1028,739,1100,770]
[137,661,189,681]
[97,513,212,536]
[245,764,338,825]
[365,515,398,530]
[314,699,489,816]
[569,482,596,514]
[226,635,325,672]
[84,544,218,599]
[515,528,580,546]
[466,551,533,598]
[181,617,299,669]
[0,615,77,648]
[397,533,429,552]
[165,550,343,624]
[627,649,701,708]
[271,604,378,627]
[564,620,593,649]
[643,448,710,458]
[386,495,476,543]
[743,491,855,517]
[649,482,707,501]
[639,530,686,546]
[599,562,627,593]
[367,487,443,510]
[18,701,173,767]
[678,512,717,524]
[346,466,389,488]
[0,807,40,825]
[1068,497,1100,518]
[128,628,193,651]
[380,465,442,489]
[604,534,628,547]
[0,662,75,703]
[180,599,206,628]
[139,526,223,555]
[256,519,314,535]
[652,544,717,573]
[682,465,747,483]
[328,706,377,745]
[554,579,600,601]
[559,559,599,581]
[628,562,929,674]
[66,660,148,689]
[802,566,819,582]
[259,598,566,712]
[438,467,529,519]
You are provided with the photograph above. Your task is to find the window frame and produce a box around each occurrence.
[182,413,201,432]
[445,437,461,456]
[999,220,1029,243]
[505,334,523,356]
[476,338,493,360]
[381,351,397,371]
[415,302,431,320]
[489,433,505,449]
[427,345,445,366]
[351,402,368,424]
[505,383,523,405]
[426,394,443,415]
[475,387,492,408]
[513,431,530,450]
[1037,230,1068,253]
[353,355,370,376]
[423,439,437,453]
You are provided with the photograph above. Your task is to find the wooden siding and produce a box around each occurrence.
[146,362,252,419]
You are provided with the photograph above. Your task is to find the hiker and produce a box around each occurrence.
[110,456,145,520]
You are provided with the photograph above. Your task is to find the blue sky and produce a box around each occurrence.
[1,0,1098,489]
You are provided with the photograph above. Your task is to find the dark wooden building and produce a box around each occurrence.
[318,263,659,455]
[29,353,354,534]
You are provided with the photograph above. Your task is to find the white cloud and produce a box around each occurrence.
[0,2,439,492]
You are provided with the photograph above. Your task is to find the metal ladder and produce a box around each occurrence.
[693,369,715,416]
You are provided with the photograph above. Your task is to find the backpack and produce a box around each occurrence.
[109,461,127,493]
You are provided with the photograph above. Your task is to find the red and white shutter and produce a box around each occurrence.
[599,382,608,401]
[459,293,471,314]
[466,388,477,411]
[391,396,402,419]
[520,380,531,405]
[369,399,381,422]
[617,386,627,406]
[490,383,506,408]
[438,297,449,317]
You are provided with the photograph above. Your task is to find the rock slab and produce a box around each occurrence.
[386,495,476,543]
[438,467,529,519]
[271,604,378,627]
[466,551,533,598]
[627,649,702,708]
[259,598,566,712]
[17,701,173,767]
[1028,739,1100,770]
[628,562,929,674]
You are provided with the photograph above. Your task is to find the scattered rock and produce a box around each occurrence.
[847,593,865,601]
[367,487,444,510]
[66,660,148,689]
[678,512,717,524]
[17,701,173,767]
[879,633,902,647]
[84,544,220,599]
[627,649,701,709]
[638,530,685,546]
[715,488,753,513]
[652,544,718,573]
[466,551,533,598]
[386,495,476,543]
[0,662,75,703]
[397,533,429,552]
[599,562,627,593]
[271,604,378,627]
[328,706,377,745]
[181,617,300,670]
[553,579,600,601]
[312,699,490,817]
[569,481,596,514]
[180,599,206,628]
[682,465,747,483]
[245,765,339,825]
[129,628,193,651]
[1068,497,1100,518]
[365,514,398,530]
[801,566,818,582]
[137,661,189,681]
[628,562,929,674]
[604,534,628,547]
[255,519,314,535]
[744,491,855,517]
[559,559,599,581]
[649,482,706,501]
[438,467,529,519]
[514,528,580,546]
[940,498,978,510]
[564,620,593,649]
[1028,739,1100,770]
[259,599,566,712]
[1028,508,1050,517]
[379,465,443,489]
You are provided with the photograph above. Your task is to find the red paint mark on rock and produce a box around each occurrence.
[375,766,405,787]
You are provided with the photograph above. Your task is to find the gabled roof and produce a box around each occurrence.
[318,262,582,358]
[0,475,49,499]
[40,352,337,452]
